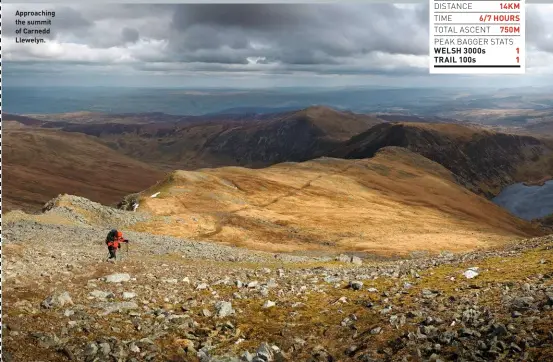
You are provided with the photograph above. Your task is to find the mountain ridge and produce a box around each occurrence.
[7,106,553,212]
[332,122,553,198]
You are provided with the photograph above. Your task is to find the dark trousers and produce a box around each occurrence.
[108,246,117,259]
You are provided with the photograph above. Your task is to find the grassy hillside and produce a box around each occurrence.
[126,147,541,256]
[3,123,166,212]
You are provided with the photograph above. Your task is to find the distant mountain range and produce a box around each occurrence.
[7,86,553,126]
[205,106,310,115]
[5,105,553,213]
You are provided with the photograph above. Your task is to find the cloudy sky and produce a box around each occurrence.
[4,3,553,88]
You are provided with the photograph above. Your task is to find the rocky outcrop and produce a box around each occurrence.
[117,193,140,211]
[4,214,553,361]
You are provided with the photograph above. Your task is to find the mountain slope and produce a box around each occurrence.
[4,124,166,212]
[116,147,540,255]
[185,106,380,168]
[38,106,381,170]
[13,108,553,203]
[332,122,553,198]
[284,106,383,140]
[4,214,553,361]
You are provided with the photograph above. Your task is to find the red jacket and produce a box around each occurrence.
[107,236,125,248]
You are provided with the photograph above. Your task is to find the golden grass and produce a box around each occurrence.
[415,245,553,295]
[128,147,541,256]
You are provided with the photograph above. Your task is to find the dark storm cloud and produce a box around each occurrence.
[133,56,426,77]
[167,4,429,64]
[121,27,140,44]
[6,3,553,83]
[5,3,429,69]
[138,4,431,76]
[171,4,318,31]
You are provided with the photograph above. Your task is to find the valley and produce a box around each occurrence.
[5,1,553,359]
[4,101,553,362]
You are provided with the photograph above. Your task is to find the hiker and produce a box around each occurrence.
[106,229,129,261]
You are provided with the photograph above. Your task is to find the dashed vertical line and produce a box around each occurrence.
[0,1,3,360]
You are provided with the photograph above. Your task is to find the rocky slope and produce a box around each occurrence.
[3,198,553,361]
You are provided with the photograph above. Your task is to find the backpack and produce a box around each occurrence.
[106,229,118,243]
